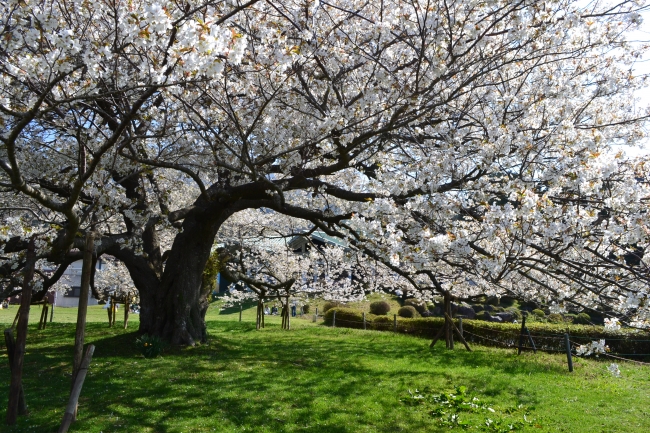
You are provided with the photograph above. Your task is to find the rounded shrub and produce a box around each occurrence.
[398,305,419,318]
[404,298,427,314]
[532,309,546,318]
[322,301,341,314]
[369,300,391,315]
[547,313,564,323]
[573,312,592,325]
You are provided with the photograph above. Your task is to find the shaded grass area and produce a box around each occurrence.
[0,307,649,432]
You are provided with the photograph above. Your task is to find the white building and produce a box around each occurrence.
[53,259,103,307]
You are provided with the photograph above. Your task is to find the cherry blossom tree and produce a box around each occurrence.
[2,0,649,345]
[217,209,364,329]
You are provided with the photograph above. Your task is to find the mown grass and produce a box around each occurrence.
[0,304,649,432]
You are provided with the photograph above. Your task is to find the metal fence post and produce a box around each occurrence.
[363,312,366,330]
[393,314,397,332]
[239,305,242,322]
[333,310,336,328]
[564,333,573,372]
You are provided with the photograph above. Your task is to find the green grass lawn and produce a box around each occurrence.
[0,304,649,432]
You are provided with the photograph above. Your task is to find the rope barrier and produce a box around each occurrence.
[463,330,516,348]
[564,335,650,342]
[603,353,650,366]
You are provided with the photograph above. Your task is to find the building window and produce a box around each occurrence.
[65,286,81,297]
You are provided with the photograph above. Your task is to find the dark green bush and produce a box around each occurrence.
[135,334,165,359]
[547,313,564,323]
[500,296,517,308]
[532,309,546,318]
[475,311,490,321]
[302,304,310,314]
[369,300,391,315]
[573,312,592,325]
[564,313,577,323]
[398,306,419,318]
[427,303,436,312]
[322,301,341,314]
[404,298,427,314]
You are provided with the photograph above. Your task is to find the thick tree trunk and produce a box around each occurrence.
[109,188,258,345]
[136,207,233,345]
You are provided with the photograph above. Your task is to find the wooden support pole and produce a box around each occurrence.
[443,292,454,349]
[38,303,47,330]
[7,238,35,425]
[525,328,537,354]
[11,307,20,330]
[393,314,397,332]
[564,333,573,372]
[363,312,366,330]
[458,317,463,338]
[107,297,113,327]
[72,232,93,386]
[4,329,27,416]
[429,326,446,348]
[445,313,472,352]
[123,299,129,330]
[58,345,95,433]
[518,315,527,355]
[286,302,290,330]
[332,310,336,327]
[239,304,242,322]
[50,303,54,322]
[111,302,116,327]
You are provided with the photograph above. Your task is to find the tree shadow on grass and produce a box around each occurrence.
[1,321,573,432]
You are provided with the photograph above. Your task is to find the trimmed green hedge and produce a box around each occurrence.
[323,308,650,358]
[460,320,650,357]
[323,308,372,329]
